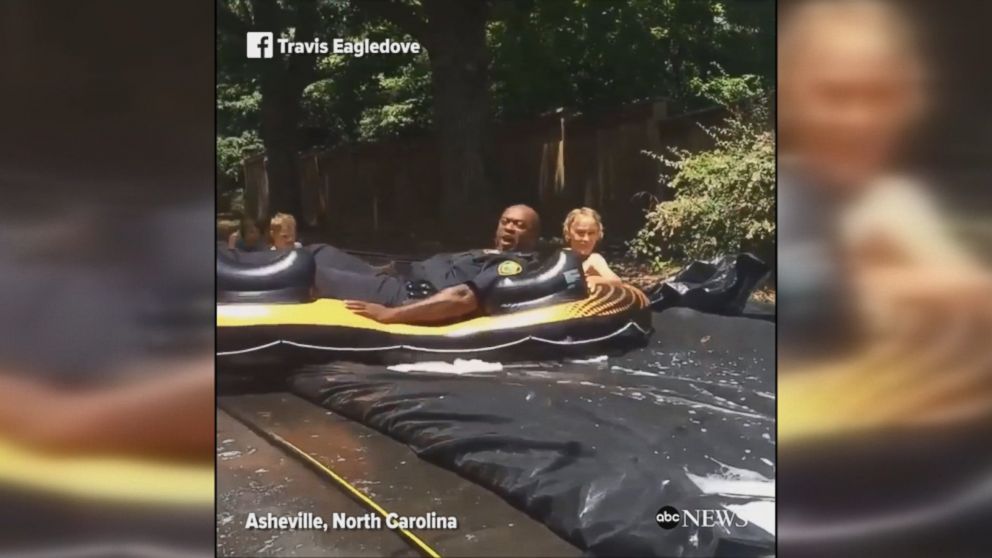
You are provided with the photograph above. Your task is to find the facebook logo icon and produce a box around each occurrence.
[246,32,273,58]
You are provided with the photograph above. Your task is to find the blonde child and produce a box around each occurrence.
[562,207,621,287]
[269,212,302,250]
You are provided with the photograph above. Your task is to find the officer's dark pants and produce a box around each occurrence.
[308,244,382,276]
[308,244,407,306]
[314,267,407,306]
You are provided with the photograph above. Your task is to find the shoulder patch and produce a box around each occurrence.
[497,260,523,276]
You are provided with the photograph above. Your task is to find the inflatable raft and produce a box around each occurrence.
[217,248,652,365]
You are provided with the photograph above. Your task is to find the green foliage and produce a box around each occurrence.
[488,0,774,118]
[686,66,765,106]
[355,54,433,141]
[217,82,261,136]
[630,76,774,267]
[217,131,263,185]
[216,0,775,199]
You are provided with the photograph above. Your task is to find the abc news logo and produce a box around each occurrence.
[656,506,748,530]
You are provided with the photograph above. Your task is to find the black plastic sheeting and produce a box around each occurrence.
[779,424,992,558]
[290,308,775,557]
[0,487,212,557]
[643,254,771,318]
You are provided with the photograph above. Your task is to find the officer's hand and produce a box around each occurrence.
[345,300,394,323]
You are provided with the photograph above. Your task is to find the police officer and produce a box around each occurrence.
[313,205,541,324]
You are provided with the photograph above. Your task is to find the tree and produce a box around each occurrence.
[630,75,774,266]
[356,0,497,237]
[216,0,776,241]
[487,0,774,118]
[217,0,326,218]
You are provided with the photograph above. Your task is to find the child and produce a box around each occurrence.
[562,207,622,287]
[268,212,303,250]
[227,216,265,251]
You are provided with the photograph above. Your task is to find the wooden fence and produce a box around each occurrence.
[242,99,727,242]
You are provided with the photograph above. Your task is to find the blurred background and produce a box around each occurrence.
[778,0,992,556]
[0,1,214,556]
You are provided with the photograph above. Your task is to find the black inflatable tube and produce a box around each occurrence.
[218,311,652,368]
[217,249,315,303]
[217,248,653,366]
[484,250,589,314]
[218,247,591,311]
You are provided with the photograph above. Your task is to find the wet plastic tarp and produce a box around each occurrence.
[290,308,776,557]
[643,254,770,317]
[0,486,212,556]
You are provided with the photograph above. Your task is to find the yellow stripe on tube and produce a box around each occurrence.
[217,285,648,336]
[0,437,213,506]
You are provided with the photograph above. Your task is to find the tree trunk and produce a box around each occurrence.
[259,88,302,218]
[423,0,495,242]
[249,0,317,221]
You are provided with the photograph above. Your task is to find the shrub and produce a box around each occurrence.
[217,131,263,186]
[630,73,774,268]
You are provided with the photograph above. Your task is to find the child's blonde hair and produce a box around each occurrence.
[562,207,604,242]
[269,212,297,235]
